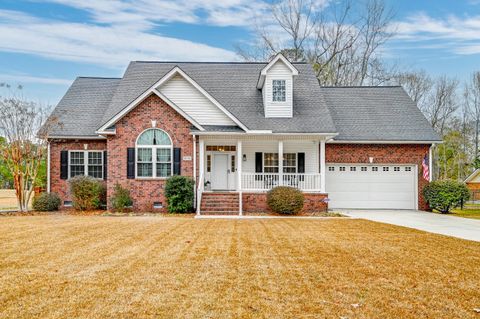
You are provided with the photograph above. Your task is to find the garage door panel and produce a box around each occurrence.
[326,164,416,210]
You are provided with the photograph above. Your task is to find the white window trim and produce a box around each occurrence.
[262,152,297,173]
[272,79,287,103]
[68,150,104,180]
[135,128,174,179]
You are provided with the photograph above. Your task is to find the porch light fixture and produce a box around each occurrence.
[243,154,247,161]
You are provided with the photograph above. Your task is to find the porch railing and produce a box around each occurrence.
[241,173,321,191]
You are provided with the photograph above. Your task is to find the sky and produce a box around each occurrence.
[0,0,480,106]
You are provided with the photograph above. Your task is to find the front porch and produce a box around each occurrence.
[195,135,328,215]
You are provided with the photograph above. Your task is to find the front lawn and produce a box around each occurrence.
[451,203,480,219]
[1,217,479,318]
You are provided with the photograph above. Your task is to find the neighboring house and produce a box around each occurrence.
[46,54,441,214]
[464,169,480,200]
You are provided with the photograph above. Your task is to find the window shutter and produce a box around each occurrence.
[60,150,68,180]
[103,150,107,180]
[127,148,135,179]
[173,148,181,175]
[255,152,263,173]
[297,152,305,173]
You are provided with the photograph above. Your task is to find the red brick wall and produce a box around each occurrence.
[106,94,194,212]
[326,143,431,210]
[49,140,107,205]
[242,192,328,214]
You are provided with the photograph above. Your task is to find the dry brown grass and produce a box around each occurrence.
[0,217,479,318]
[0,189,17,210]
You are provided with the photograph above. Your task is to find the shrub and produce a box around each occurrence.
[69,176,106,211]
[110,183,133,212]
[32,192,61,211]
[165,175,195,213]
[423,180,470,213]
[267,186,304,215]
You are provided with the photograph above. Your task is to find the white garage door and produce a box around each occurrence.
[326,164,417,210]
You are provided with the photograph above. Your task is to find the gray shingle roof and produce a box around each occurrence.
[48,77,120,137]
[101,61,336,133]
[47,61,441,142]
[320,86,441,141]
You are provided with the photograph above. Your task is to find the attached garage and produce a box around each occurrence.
[326,164,417,210]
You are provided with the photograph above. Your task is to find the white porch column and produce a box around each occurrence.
[320,139,326,193]
[197,138,205,215]
[237,140,243,215]
[278,140,284,186]
[193,135,197,209]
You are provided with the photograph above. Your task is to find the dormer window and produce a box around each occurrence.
[272,80,286,102]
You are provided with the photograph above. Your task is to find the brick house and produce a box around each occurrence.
[46,54,441,214]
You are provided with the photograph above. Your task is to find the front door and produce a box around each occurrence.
[212,153,229,190]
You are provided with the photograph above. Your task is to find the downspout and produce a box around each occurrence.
[47,141,51,193]
[429,144,434,182]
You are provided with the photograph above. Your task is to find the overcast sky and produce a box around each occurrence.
[1,0,480,105]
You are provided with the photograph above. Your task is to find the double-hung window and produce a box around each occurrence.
[263,153,296,173]
[69,151,103,179]
[272,79,286,102]
[136,129,172,178]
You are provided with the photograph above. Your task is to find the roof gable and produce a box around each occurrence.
[97,66,248,133]
[257,54,299,89]
[465,169,480,183]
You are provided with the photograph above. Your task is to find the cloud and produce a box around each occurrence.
[0,73,72,85]
[390,13,480,55]
[0,9,238,68]
[44,0,270,28]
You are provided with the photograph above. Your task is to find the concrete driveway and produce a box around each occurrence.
[340,210,480,242]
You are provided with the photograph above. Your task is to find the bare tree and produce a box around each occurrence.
[393,69,433,112]
[425,76,459,135]
[0,84,56,211]
[237,0,395,86]
[464,71,480,160]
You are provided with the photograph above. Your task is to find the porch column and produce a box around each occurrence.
[236,140,242,191]
[193,135,197,210]
[237,140,243,215]
[197,138,205,215]
[278,140,283,186]
[320,139,326,193]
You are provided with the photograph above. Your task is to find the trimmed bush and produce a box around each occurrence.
[423,180,470,213]
[165,175,194,213]
[69,176,106,211]
[32,192,61,211]
[110,183,133,212]
[267,186,304,215]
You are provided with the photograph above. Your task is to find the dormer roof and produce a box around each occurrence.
[256,53,299,89]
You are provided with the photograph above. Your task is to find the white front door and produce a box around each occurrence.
[212,153,229,190]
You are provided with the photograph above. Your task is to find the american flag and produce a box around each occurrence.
[422,154,430,181]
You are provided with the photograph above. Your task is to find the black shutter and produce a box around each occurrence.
[103,150,107,180]
[127,148,135,179]
[255,152,263,173]
[297,153,305,173]
[60,150,68,180]
[173,148,181,175]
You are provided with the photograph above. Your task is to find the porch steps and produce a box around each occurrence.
[200,192,239,215]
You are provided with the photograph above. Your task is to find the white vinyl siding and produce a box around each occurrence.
[159,74,236,126]
[264,60,293,118]
[242,140,318,173]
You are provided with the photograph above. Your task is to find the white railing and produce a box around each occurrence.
[241,173,321,191]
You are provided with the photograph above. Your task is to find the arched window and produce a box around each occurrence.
[136,129,172,178]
